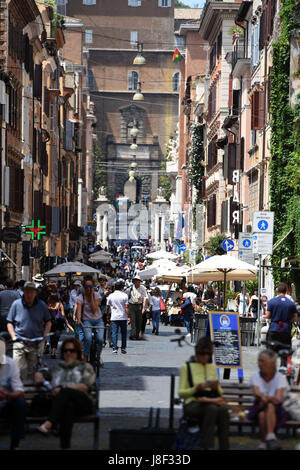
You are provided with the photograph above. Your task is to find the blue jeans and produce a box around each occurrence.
[152,310,161,332]
[111,320,127,350]
[82,318,104,357]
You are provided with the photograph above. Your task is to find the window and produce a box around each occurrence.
[251,22,260,70]
[87,69,94,90]
[128,0,141,5]
[159,0,171,6]
[248,171,259,219]
[175,35,185,48]
[130,31,138,46]
[207,136,218,172]
[207,194,216,228]
[83,0,96,4]
[128,71,139,90]
[173,72,180,92]
[85,30,93,44]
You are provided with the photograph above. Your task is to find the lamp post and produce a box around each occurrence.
[133,43,146,66]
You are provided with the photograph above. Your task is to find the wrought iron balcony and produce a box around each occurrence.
[232,39,250,75]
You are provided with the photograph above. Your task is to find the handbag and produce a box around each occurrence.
[283,392,300,420]
[160,298,166,311]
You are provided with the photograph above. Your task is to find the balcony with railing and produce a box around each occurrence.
[232,38,250,77]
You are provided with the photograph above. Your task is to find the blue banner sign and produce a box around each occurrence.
[208,311,243,370]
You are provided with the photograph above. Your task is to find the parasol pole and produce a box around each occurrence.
[223,270,227,312]
[165,283,173,303]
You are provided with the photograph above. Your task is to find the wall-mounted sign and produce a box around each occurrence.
[1,226,21,243]
[25,220,47,240]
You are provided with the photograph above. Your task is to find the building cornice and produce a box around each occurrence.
[199,2,242,41]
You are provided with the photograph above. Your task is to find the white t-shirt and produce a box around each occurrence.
[151,295,161,311]
[107,291,129,321]
[250,371,289,397]
[182,292,197,304]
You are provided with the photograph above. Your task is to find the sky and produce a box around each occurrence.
[179,0,206,7]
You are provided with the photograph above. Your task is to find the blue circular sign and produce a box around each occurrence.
[257,220,268,231]
[222,239,234,252]
[242,239,251,248]
[180,244,187,252]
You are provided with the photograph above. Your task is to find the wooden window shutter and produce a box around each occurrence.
[259,8,266,50]
[34,65,42,100]
[258,90,264,129]
[44,86,50,117]
[227,143,237,185]
[45,205,52,235]
[9,167,16,211]
[251,91,260,130]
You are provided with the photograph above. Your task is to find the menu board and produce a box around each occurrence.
[208,312,243,369]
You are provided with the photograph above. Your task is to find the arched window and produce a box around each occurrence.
[173,72,180,92]
[128,71,139,91]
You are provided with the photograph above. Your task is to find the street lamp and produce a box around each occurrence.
[133,43,146,66]
[133,82,144,101]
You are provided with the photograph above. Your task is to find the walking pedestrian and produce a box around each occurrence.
[47,294,66,359]
[107,280,129,354]
[6,281,51,382]
[181,286,197,334]
[76,276,104,362]
[266,282,298,349]
[235,289,250,316]
[0,279,20,332]
[126,275,147,341]
[151,287,162,336]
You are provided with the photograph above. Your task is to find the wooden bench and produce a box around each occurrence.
[0,385,100,450]
[175,382,300,438]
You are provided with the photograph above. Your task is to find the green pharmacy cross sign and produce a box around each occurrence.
[25,220,46,240]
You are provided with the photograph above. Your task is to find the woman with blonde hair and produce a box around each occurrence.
[151,287,162,336]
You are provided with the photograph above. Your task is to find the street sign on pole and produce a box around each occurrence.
[252,212,274,255]
[253,211,274,234]
[222,239,235,252]
[180,243,187,252]
[252,211,274,346]
[238,233,255,265]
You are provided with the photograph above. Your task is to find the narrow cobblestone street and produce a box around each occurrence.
[1,325,298,450]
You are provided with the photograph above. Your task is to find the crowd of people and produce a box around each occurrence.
[0,245,299,450]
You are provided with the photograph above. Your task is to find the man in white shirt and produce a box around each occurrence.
[0,338,26,450]
[107,280,129,354]
[126,275,147,340]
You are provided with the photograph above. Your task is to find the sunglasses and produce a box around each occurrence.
[63,348,76,353]
[84,285,93,289]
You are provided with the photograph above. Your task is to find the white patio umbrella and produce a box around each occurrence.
[186,254,258,310]
[89,252,113,263]
[146,249,179,260]
[139,260,178,280]
[43,261,103,276]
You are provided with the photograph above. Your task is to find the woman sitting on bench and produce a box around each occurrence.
[178,337,229,450]
[249,349,289,450]
[34,337,95,449]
